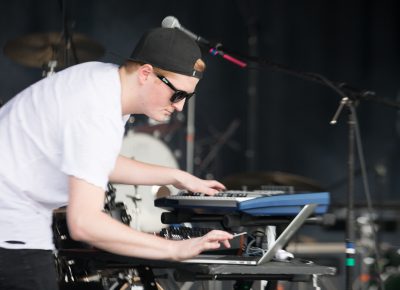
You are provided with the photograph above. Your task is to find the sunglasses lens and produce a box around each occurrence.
[171,91,188,103]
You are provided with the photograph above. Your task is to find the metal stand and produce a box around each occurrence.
[186,96,195,174]
[136,266,158,290]
[330,97,356,290]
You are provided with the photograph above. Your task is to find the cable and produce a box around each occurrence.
[244,233,266,257]
[351,105,385,290]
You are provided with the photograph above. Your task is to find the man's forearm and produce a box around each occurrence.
[109,155,182,186]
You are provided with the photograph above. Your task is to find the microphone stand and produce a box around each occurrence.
[60,0,79,67]
[186,96,196,174]
[199,42,396,290]
[330,97,357,290]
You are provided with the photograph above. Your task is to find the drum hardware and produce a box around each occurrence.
[132,119,183,141]
[105,183,132,226]
[55,254,100,285]
[52,208,92,250]
[42,60,58,77]
[128,115,136,124]
[125,193,142,230]
[126,194,142,207]
[113,131,179,233]
[115,268,156,290]
[79,273,102,283]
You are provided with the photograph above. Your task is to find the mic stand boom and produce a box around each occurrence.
[207,44,400,109]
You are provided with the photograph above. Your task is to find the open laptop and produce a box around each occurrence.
[182,203,317,265]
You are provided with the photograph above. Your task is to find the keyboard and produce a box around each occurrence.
[155,191,330,216]
[154,190,289,213]
[159,226,213,240]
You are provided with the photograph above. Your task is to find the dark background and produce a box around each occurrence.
[2,0,400,203]
[1,0,399,246]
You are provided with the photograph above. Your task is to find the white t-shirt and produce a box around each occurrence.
[0,62,128,250]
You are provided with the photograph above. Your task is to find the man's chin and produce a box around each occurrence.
[150,115,171,124]
[161,115,171,123]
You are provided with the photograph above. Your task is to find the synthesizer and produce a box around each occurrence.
[154,190,330,216]
[154,190,289,214]
[159,225,213,240]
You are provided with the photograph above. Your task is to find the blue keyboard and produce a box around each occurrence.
[154,191,330,216]
[238,192,330,216]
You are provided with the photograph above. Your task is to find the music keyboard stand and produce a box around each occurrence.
[58,249,336,290]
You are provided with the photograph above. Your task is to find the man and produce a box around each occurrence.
[0,27,233,289]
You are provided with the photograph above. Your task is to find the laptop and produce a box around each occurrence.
[181,203,317,265]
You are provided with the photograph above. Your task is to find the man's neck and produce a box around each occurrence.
[119,66,140,116]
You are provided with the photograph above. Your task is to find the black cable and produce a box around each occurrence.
[351,105,385,290]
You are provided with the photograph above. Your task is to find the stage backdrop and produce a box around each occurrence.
[1,0,399,211]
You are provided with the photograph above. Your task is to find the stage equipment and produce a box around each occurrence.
[56,248,336,290]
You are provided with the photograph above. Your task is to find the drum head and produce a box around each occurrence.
[113,131,179,233]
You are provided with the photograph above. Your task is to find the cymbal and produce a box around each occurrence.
[222,171,324,192]
[3,32,105,68]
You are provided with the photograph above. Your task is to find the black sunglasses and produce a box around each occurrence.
[156,75,195,103]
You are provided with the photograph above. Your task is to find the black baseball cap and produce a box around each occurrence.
[128,27,203,79]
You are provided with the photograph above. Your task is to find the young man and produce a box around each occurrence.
[0,27,233,289]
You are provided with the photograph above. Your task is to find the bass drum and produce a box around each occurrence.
[113,131,179,233]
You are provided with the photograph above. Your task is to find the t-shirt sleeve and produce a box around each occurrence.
[60,114,123,190]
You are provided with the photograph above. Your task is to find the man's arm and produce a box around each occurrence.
[67,176,233,260]
[109,155,225,195]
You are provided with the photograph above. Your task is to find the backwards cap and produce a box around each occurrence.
[128,27,203,79]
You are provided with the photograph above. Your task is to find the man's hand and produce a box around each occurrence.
[173,170,226,195]
[168,230,234,261]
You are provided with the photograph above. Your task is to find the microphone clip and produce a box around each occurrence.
[208,43,247,68]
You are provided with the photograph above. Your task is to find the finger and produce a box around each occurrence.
[209,180,226,190]
[205,241,222,250]
[203,188,219,196]
[206,230,234,241]
[221,239,231,248]
[204,237,231,249]
[202,182,226,195]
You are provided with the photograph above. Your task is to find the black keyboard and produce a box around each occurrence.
[159,226,213,240]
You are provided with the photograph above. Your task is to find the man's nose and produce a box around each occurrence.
[172,98,186,112]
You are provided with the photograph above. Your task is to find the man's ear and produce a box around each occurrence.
[138,64,154,83]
